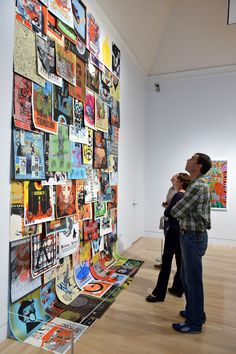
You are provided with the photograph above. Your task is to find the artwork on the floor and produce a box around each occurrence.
[205,160,227,209]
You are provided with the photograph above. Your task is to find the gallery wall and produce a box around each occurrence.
[144,66,236,246]
[0,0,146,342]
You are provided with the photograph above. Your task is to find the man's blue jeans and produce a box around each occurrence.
[180,231,208,331]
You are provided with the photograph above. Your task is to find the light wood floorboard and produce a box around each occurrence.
[0,237,235,354]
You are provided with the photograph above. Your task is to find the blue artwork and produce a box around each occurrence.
[13,128,45,180]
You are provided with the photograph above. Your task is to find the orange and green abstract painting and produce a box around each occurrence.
[205,160,227,209]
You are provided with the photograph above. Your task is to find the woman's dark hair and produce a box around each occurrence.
[196,153,212,175]
[177,173,191,190]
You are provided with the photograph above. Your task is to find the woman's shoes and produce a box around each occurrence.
[146,294,164,302]
[168,287,183,297]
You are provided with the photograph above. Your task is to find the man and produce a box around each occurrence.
[171,153,212,334]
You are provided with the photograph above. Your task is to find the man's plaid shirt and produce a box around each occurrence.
[171,176,211,232]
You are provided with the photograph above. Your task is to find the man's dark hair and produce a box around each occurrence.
[177,173,191,190]
[196,153,212,175]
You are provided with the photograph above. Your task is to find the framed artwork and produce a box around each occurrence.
[205,160,227,209]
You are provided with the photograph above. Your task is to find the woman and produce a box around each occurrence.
[146,173,191,302]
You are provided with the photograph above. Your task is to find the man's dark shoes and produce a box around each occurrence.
[146,294,164,302]
[179,310,206,323]
[168,287,183,298]
[172,322,201,334]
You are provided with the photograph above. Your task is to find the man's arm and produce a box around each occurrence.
[171,186,200,219]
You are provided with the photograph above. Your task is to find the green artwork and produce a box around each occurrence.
[94,201,107,219]
[48,124,72,172]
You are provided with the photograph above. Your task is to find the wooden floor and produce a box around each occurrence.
[0,237,236,354]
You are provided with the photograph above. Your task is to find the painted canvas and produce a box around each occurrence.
[205,160,227,209]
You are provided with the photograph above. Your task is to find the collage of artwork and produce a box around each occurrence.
[10,1,143,353]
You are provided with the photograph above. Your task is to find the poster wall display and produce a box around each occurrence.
[10,0,145,349]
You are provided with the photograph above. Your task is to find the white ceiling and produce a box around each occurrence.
[98,0,236,76]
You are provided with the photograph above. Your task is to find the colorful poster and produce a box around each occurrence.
[48,124,72,172]
[64,36,89,64]
[57,18,77,43]
[44,133,69,185]
[108,185,118,210]
[74,260,93,288]
[205,160,227,209]
[14,20,45,87]
[84,166,100,202]
[87,13,100,58]
[112,42,121,78]
[56,261,81,304]
[24,181,54,225]
[16,0,46,38]
[110,97,120,128]
[86,61,99,94]
[56,181,76,218]
[84,89,95,129]
[110,74,120,102]
[10,238,42,303]
[13,73,34,131]
[31,233,57,278]
[110,155,118,185]
[53,81,73,126]
[47,12,64,45]
[83,220,98,242]
[100,216,112,236]
[95,95,109,133]
[48,0,74,28]
[69,100,88,144]
[36,36,62,86]
[13,128,45,180]
[82,281,112,298]
[99,172,112,202]
[100,29,111,69]
[40,280,64,317]
[9,289,51,342]
[94,201,107,219]
[68,56,86,102]
[32,82,58,134]
[58,218,79,258]
[110,126,119,156]
[67,142,83,179]
[10,181,43,241]
[75,203,92,221]
[55,42,76,85]
[99,67,113,107]
[82,128,93,165]
[25,317,87,353]
[72,0,86,44]
[46,218,67,235]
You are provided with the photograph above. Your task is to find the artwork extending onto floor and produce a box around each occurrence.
[10,1,143,353]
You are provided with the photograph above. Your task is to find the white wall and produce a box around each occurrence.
[84,0,147,251]
[145,66,236,246]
